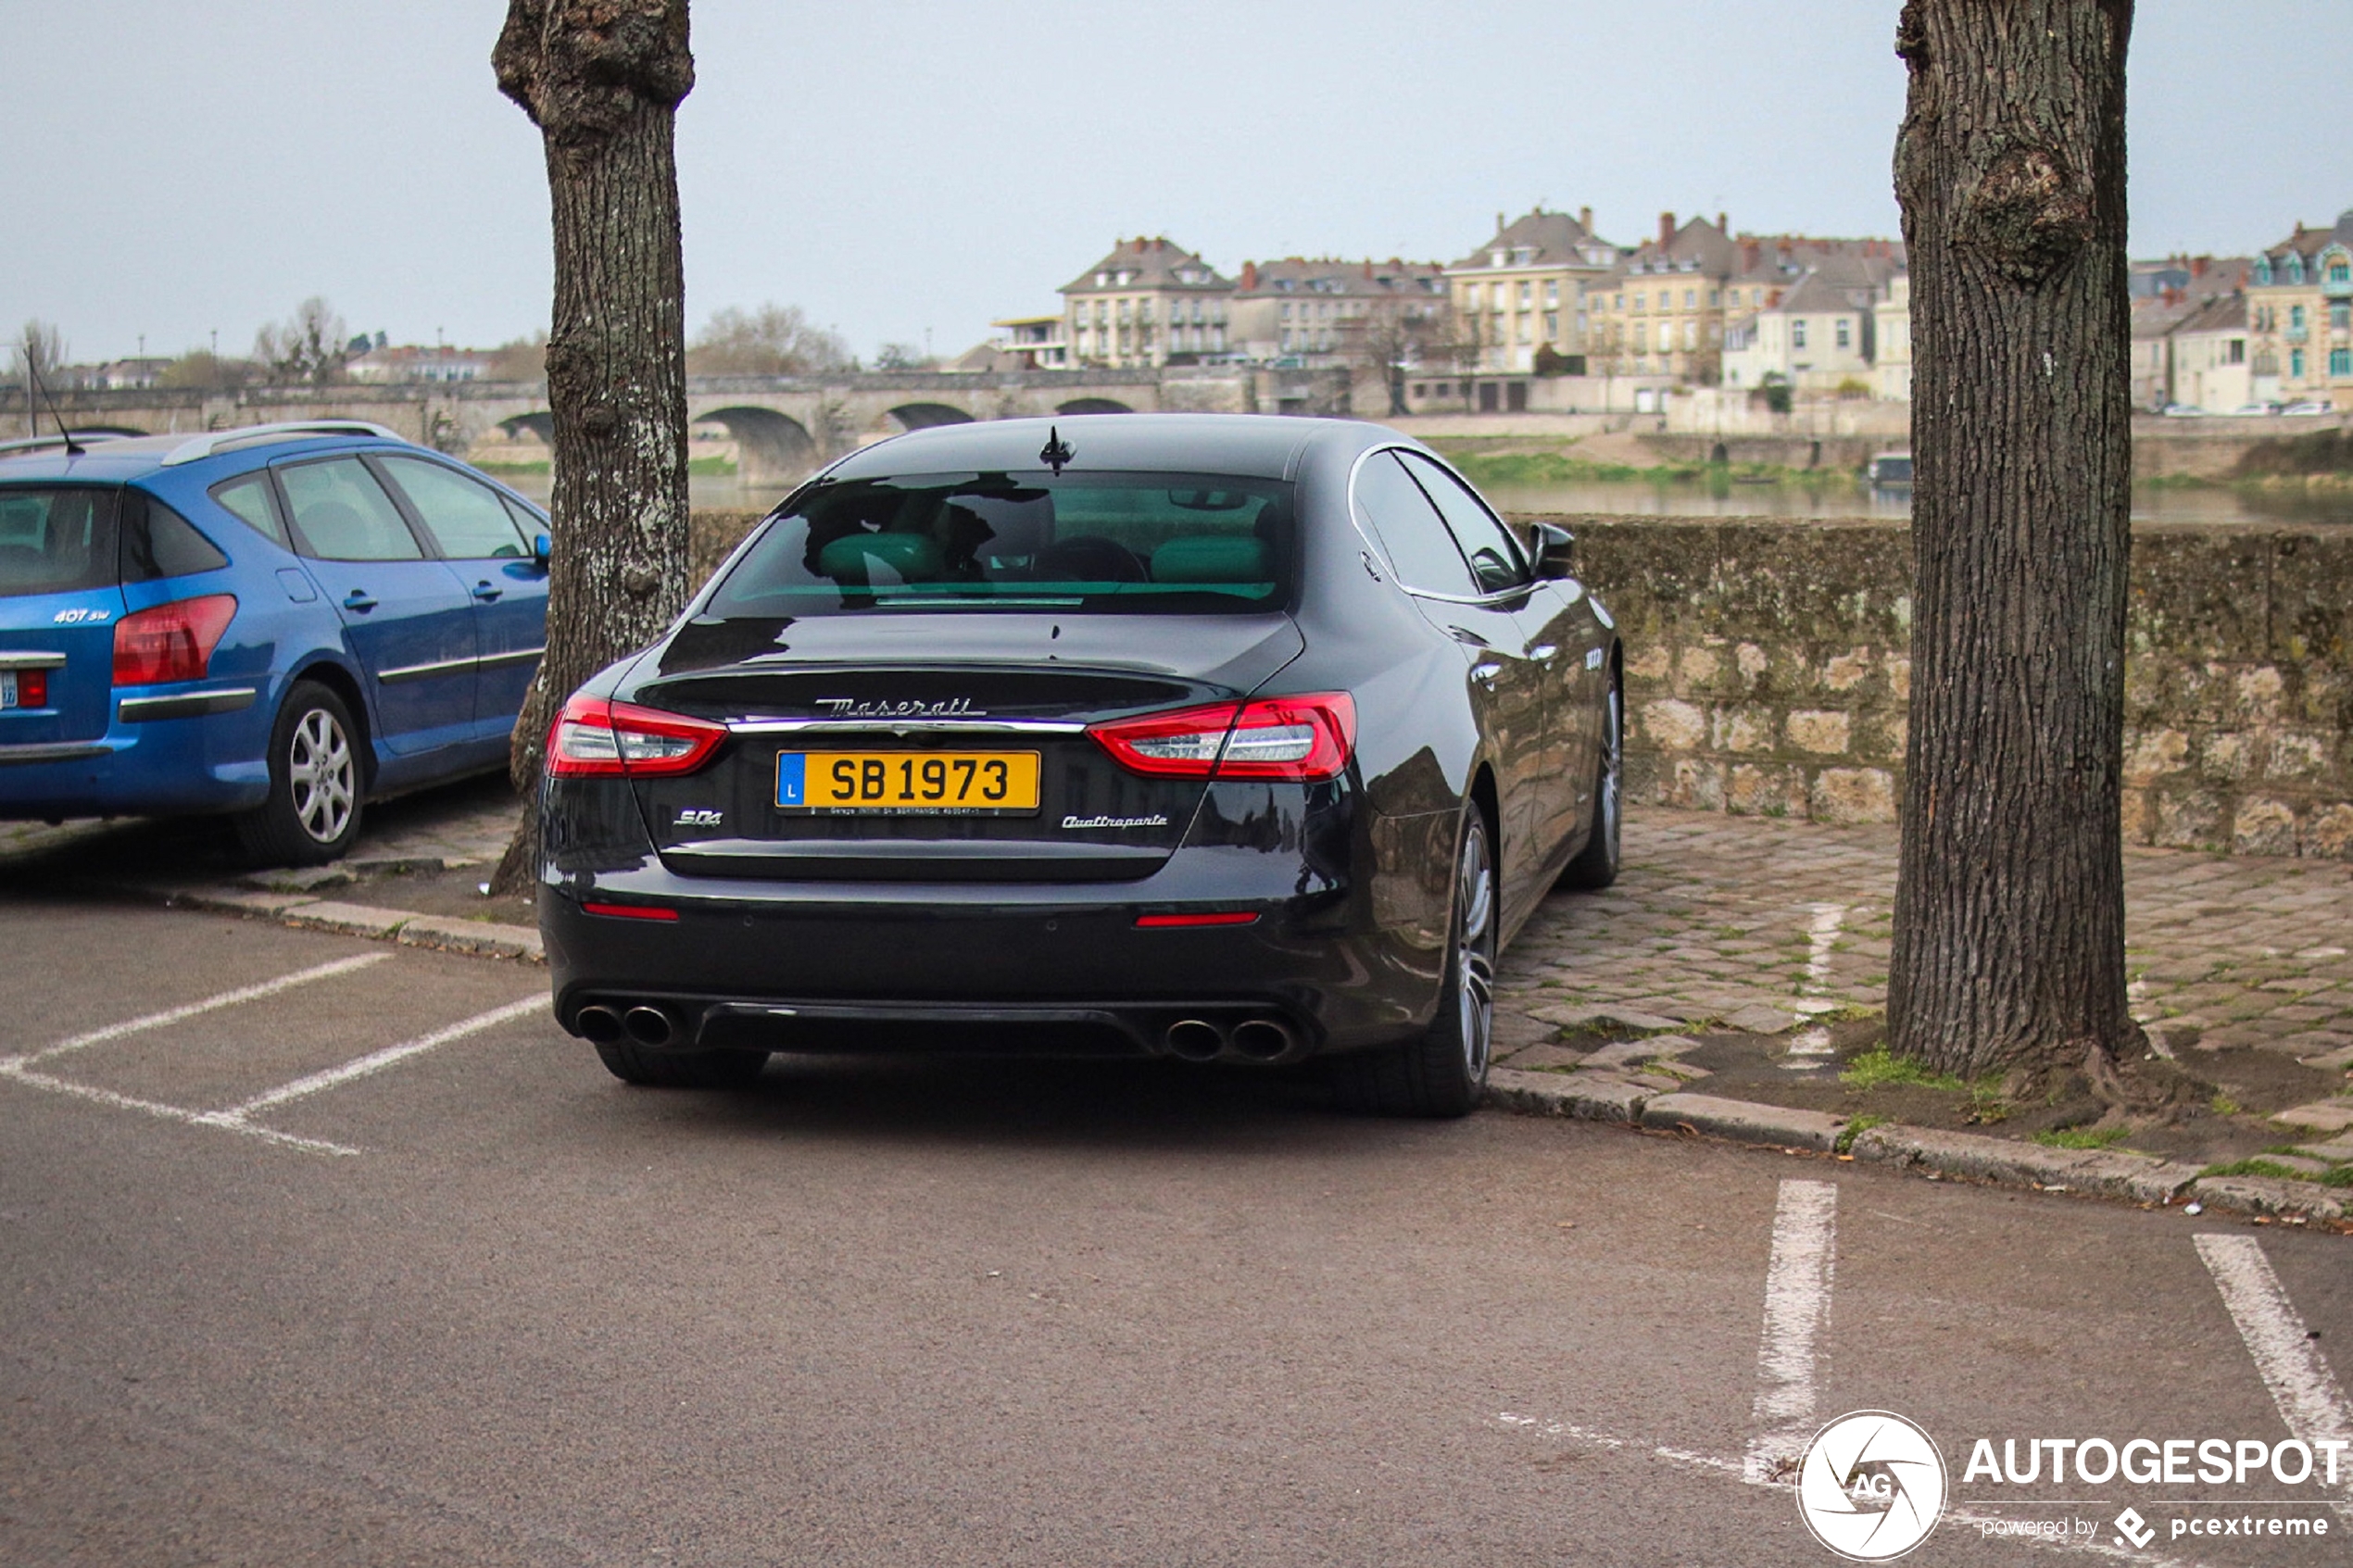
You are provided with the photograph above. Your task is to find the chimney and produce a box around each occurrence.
[1716,211,1727,234]
[1579,206,1593,232]
[1135,236,1149,254]
[1364,259,1374,279]
[2191,255,2208,278]
[1743,240,1761,271]
[1659,211,1676,247]
[1241,260,1258,291]
[1496,211,1506,235]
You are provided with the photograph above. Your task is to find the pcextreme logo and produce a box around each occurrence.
[1796,1411,1948,1562]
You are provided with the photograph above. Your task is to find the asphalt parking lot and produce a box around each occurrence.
[3,876,2348,1566]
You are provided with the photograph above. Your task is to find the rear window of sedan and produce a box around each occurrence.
[706,471,1294,616]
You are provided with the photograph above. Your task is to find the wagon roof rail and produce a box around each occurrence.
[158,420,407,466]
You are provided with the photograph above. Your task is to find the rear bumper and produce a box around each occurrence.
[0,688,271,818]
[538,859,1446,1062]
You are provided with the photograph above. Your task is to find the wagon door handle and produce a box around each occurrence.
[342,590,378,612]
[471,581,504,602]
[1471,661,1504,687]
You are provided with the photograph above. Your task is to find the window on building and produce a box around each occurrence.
[2333,302,2351,332]
[1835,319,1851,348]
[1793,320,1808,349]
[2291,349,2306,379]
[2254,348,2279,375]
[1683,320,1697,349]
[1544,312,1559,339]
[2291,306,2306,332]
[1632,293,1646,312]
[2333,348,2352,379]
[1709,289,1720,307]
[1657,322,1673,351]
[1517,282,1531,307]
[1685,289,1696,309]
[2330,256,2351,284]
[1545,281,1559,306]
[2228,339,2246,364]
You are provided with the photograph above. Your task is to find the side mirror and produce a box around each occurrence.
[1529,522,1576,580]
[532,532,552,568]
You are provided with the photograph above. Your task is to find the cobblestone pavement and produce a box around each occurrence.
[1499,810,2353,1085]
[14,791,2353,1097]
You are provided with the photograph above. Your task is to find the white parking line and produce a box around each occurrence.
[204,996,546,1123]
[2195,1234,2353,1494]
[1746,1177,1838,1481]
[1803,903,1846,994]
[9,952,392,1067]
[0,1060,359,1156]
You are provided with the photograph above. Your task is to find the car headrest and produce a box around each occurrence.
[817,530,945,585]
[1151,536,1273,584]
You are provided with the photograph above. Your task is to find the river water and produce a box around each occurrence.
[497,474,2351,528]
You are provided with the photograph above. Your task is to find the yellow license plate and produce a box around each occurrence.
[776,750,1040,814]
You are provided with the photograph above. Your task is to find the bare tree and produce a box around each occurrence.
[871,341,931,371]
[484,332,550,381]
[1887,0,2143,1092]
[488,0,695,896]
[686,304,850,376]
[252,297,350,384]
[1339,297,1455,415]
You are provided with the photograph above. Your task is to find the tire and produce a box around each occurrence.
[1335,807,1498,1118]
[592,1039,771,1089]
[235,681,364,867]
[1558,671,1622,892]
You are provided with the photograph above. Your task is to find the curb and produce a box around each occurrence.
[1484,1067,2345,1224]
[135,879,546,965]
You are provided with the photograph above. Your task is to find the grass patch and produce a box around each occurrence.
[1839,1047,1967,1092]
[1834,1114,1888,1155]
[2211,1094,2244,1118]
[2322,1166,2353,1188]
[2032,1125,2131,1150]
[2203,1158,2315,1182]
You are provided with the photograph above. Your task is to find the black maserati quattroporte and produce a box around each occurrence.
[537,415,1622,1115]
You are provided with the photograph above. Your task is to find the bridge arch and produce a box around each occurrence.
[887,402,975,432]
[694,405,817,482]
[1054,398,1133,416]
[497,411,555,443]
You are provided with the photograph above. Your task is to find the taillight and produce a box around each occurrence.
[13,671,47,707]
[112,594,237,686]
[545,693,726,777]
[1088,692,1355,783]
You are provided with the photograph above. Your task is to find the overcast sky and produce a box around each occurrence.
[6,0,2347,366]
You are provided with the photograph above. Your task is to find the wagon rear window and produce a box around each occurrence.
[0,486,115,599]
[706,472,1294,616]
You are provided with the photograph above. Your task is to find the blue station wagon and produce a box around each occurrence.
[0,421,548,863]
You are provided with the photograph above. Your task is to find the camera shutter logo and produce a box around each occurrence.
[1795,1411,1947,1561]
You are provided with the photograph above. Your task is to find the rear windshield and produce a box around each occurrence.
[705,471,1294,617]
[0,486,115,599]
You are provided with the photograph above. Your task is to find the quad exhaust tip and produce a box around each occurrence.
[1164,1019,1225,1061]
[1229,1018,1297,1061]
[575,1004,624,1046]
[623,1005,680,1047]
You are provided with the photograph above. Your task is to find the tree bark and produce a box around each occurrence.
[1887,0,2138,1080]
[487,0,694,896]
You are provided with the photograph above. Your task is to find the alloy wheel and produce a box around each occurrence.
[1454,822,1497,1078]
[288,708,356,845]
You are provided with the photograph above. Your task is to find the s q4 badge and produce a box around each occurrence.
[673,809,724,829]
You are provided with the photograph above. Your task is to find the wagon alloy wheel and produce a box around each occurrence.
[1561,673,1622,891]
[235,681,366,867]
[1334,809,1498,1118]
[288,708,356,845]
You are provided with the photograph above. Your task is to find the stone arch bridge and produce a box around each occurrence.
[4,368,1331,482]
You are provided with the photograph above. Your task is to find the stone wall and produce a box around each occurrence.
[1552,516,2353,859]
[686,507,2353,859]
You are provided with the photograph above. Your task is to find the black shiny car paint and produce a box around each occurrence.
[538,414,1619,1065]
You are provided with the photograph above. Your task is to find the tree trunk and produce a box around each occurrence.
[486,0,694,896]
[1886,0,2138,1081]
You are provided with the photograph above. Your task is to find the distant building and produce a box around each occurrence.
[988,315,1069,370]
[2246,209,2352,409]
[1226,257,1449,368]
[1442,207,1621,372]
[346,345,496,383]
[94,357,173,391]
[1719,269,1881,393]
[2170,292,2252,411]
[1061,237,1233,368]
[1871,272,1911,401]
